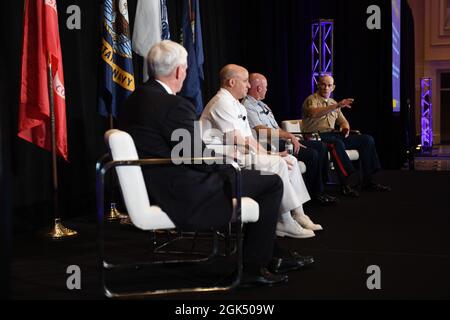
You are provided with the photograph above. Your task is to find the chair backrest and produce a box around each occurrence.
[281,120,303,133]
[105,129,175,230]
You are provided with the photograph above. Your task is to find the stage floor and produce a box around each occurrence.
[415,145,450,171]
[11,170,450,300]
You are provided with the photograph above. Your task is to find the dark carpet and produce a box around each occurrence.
[11,171,450,300]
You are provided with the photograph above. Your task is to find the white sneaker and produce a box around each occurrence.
[293,214,323,231]
[276,221,315,239]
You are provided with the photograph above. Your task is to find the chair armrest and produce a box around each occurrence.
[330,129,362,136]
[98,156,239,172]
[289,132,321,141]
[96,156,244,223]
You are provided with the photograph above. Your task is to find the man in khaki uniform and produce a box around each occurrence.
[302,75,390,196]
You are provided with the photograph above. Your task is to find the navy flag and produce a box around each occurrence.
[99,0,135,118]
[180,0,204,116]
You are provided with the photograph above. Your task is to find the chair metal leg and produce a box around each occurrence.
[152,231,218,257]
[101,227,243,298]
[96,155,245,298]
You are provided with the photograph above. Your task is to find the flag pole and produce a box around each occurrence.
[46,57,77,239]
[106,114,126,222]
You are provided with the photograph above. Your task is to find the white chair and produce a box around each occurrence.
[281,120,360,162]
[96,129,259,298]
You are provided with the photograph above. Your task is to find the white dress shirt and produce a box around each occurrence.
[155,79,174,95]
[200,88,253,142]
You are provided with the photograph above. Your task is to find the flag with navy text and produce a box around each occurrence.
[99,0,135,118]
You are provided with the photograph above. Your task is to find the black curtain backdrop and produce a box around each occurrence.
[0,130,11,298]
[1,0,14,299]
[1,0,414,230]
[0,69,11,298]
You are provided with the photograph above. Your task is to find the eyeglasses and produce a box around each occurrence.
[319,83,335,88]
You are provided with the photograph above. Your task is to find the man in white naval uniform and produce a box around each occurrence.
[200,64,322,238]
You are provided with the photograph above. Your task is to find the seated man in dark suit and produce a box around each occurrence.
[118,40,312,286]
[242,73,337,206]
[302,75,391,196]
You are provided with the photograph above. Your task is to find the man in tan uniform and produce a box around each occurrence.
[302,75,390,196]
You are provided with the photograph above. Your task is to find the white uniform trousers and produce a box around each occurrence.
[241,154,311,214]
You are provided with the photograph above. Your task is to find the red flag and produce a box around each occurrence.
[18,0,68,161]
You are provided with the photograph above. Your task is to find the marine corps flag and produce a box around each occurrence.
[18,0,68,161]
[99,0,135,118]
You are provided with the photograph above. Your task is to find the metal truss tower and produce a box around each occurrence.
[311,19,334,93]
[420,78,433,153]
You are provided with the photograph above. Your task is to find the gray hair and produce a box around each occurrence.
[147,40,188,77]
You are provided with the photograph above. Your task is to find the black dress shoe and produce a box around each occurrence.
[341,185,360,197]
[324,194,338,203]
[269,253,315,274]
[314,193,336,206]
[364,182,392,192]
[241,268,288,287]
[290,251,315,266]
